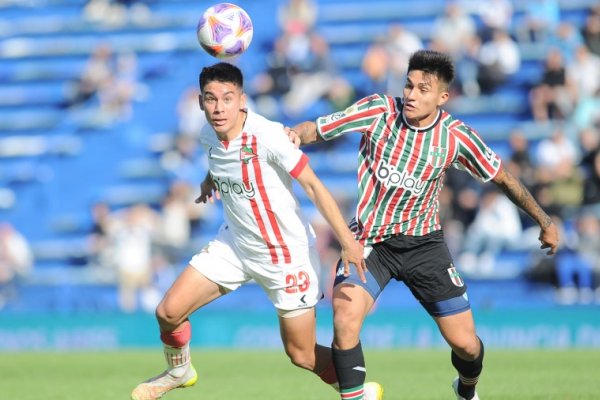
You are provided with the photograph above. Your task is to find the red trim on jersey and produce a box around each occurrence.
[221,140,229,150]
[250,135,292,264]
[290,153,309,178]
[241,133,279,263]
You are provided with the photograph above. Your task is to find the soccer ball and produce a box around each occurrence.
[196,3,253,59]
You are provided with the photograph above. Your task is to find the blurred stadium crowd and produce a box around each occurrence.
[1,0,600,313]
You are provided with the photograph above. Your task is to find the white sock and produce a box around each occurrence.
[164,343,191,378]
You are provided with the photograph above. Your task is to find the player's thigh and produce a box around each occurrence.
[159,234,248,325]
[434,309,478,351]
[278,307,317,353]
[331,283,374,348]
[158,266,224,327]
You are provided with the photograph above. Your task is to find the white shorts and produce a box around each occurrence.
[189,226,323,311]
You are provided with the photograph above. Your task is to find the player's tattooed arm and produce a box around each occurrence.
[492,164,559,254]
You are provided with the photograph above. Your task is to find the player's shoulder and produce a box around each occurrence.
[245,110,284,135]
[440,110,477,135]
[355,93,395,109]
[245,110,287,145]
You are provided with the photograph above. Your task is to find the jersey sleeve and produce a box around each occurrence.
[266,123,309,178]
[316,94,390,141]
[452,124,502,182]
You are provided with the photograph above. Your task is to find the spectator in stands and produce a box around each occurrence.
[476,0,514,43]
[87,201,115,268]
[535,129,583,215]
[98,51,146,122]
[566,44,600,105]
[553,213,597,304]
[549,21,584,64]
[506,129,537,190]
[159,134,207,186]
[529,48,570,121]
[581,144,600,207]
[156,181,194,264]
[110,204,157,312]
[251,37,294,119]
[0,223,33,309]
[459,187,523,276]
[281,31,345,117]
[83,0,151,27]
[582,8,600,56]
[516,0,560,43]
[430,1,480,97]
[176,87,207,138]
[384,24,424,95]
[62,43,114,110]
[277,0,318,35]
[475,29,521,94]
[361,36,391,97]
[430,1,477,60]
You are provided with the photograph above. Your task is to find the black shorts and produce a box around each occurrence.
[334,230,470,317]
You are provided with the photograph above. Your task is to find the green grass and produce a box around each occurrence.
[3,349,600,399]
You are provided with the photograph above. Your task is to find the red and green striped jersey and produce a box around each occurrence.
[316,94,502,244]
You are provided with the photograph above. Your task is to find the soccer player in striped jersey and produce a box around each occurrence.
[290,50,560,400]
[131,62,382,400]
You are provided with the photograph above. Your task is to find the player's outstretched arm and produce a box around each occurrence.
[289,121,322,146]
[492,164,559,255]
[296,164,367,282]
[195,172,220,204]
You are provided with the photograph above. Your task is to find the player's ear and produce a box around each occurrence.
[198,94,204,111]
[240,92,247,110]
[438,90,449,107]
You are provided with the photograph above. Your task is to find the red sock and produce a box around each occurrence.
[160,320,191,348]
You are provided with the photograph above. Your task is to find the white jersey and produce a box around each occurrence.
[198,110,316,265]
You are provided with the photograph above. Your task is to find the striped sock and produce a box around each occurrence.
[340,385,364,400]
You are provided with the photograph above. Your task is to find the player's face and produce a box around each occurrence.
[402,70,449,127]
[200,80,247,140]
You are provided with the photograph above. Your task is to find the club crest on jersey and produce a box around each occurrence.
[428,146,446,168]
[240,146,257,164]
[447,265,464,287]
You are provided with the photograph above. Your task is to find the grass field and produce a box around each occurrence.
[3,349,600,399]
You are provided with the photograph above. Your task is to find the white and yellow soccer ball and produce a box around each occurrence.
[196,3,253,59]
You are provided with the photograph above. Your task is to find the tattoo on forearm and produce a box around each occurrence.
[497,171,552,229]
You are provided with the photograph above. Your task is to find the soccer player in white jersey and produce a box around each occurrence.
[289,50,560,400]
[130,62,383,400]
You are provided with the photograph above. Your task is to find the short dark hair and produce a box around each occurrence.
[199,62,244,91]
[407,50,455,87]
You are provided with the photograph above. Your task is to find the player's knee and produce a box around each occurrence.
[155,300,185,329]
[451,335,481,360]
[332,304,362,344]
[284,346,314,371]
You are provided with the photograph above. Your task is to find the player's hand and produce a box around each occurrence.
[539,221,559,255]
[195,178,220,204]
[284,126,301,149]
[340,240,367,283]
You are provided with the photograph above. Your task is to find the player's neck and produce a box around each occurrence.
[403,109,440,131]
[217,110,248,142]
